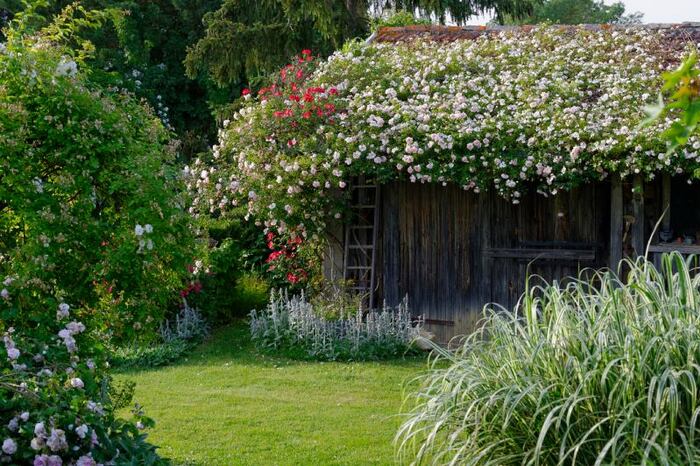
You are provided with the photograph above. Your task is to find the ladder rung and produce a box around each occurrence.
[350,225,374,229]
[352,185,378,189]
[351,205,376,209]
[346,266,372,270]
[349,244,374,249]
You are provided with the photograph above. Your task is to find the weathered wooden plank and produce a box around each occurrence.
[483,248,596,261]
[647,244,700,254]
[631,175,645,258]
[610,175,623,269]
[554,193,570,241]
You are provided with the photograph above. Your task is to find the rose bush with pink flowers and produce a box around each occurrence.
[0,5,195,343]
[189,27,700,282]
[0,278,165,465]
[0,6,202,463]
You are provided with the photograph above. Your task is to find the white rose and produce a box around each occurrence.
[70,378,84,389]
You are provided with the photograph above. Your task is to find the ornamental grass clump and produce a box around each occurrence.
[250,291,421,360]
[397,253,700,465]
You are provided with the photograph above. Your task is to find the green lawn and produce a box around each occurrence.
[117,322,427,465]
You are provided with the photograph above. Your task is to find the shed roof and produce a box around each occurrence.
[370,23,700,44]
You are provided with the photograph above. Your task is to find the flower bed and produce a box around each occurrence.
[249,291,421,360]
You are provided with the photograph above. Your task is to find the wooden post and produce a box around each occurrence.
[382,182,400,307]
[631,176,645,258]
[661,174,671,232]
[610,175,623,270]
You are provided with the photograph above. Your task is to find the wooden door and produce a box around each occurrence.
[484,184,610,311]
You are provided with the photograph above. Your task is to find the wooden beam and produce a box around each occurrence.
[610,175,623,269]
[631,175,645,258]
[483,248,595,261]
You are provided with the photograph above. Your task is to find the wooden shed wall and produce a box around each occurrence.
[377,181,610,342]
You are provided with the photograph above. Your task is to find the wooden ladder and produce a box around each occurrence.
[343,177,380,310]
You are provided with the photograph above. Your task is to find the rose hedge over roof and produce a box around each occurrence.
[188,27,700,239]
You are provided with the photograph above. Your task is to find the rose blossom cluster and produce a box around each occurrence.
[188,27,700,243]
[0,286,147,465]
[134,223,154,253]
[265,232,308,284]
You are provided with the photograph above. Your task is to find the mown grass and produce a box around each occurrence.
[117,321,427,465]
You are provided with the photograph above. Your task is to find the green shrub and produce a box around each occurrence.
[230,273,270,316]
[111,338,192,370]
[112,303,210,369]
[398,253,700,465]
[185,214,271,322]
[0,5,194,343]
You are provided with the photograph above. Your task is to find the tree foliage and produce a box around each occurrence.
[648,52,700,166]
[185,0,538,89]
[502,0,643,25]
[2,0,224,157]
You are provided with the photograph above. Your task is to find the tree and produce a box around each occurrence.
[185,0,538,89]
[501,0,643,25]
[2,0,224,157]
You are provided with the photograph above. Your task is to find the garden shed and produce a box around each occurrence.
[323,24,700,342]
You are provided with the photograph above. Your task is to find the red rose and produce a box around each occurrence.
[266,250,283,263]
[301,49,311,56]
[242,88,251,96]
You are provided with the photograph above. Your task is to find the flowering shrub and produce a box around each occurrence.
[249,291,421,361]
[0,279,166,465]
[185,49,344,243]
[189,27,700,249]
[264,231,314,288]
[0,7,194,342]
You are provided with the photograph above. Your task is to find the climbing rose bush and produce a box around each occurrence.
[189,27,700,244]
[0,8,194,342]
[0,278,165,465]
